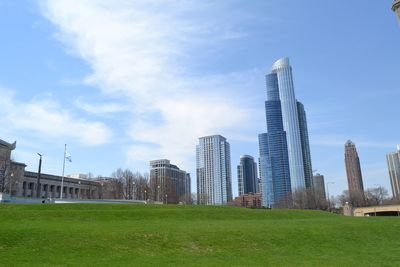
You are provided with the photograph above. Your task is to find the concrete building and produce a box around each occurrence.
[344,140,365,206]
[149,159,191,204]
[196,135,232,205]
[237,155,258,196]
[0,138,101,199]
[386,145,400,200]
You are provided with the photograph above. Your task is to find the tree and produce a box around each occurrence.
[365,186,389,206]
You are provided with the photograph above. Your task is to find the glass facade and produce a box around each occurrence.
[258,58,313,207]
[297,101,313,188]
[271,58,305,190]
[387,147,400,200]
[196,135,232,205]
[237,155,258,196]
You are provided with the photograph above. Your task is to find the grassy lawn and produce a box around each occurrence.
[0,204,399,266]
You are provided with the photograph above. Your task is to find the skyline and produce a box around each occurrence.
[0,1,399,198]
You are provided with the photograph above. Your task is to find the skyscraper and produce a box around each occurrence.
[272,58,305,190]
[149,159,191,204]
[386,145,400,200]
[196,135,232,205]
[312,173,326,201]
[237,155,258,196]
[258,58,313,207]
[344,140,365,206]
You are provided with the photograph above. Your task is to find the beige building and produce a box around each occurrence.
[0,138,101,199]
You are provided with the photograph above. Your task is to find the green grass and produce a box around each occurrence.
[0,204,399,266]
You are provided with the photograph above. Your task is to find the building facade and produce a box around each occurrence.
[0,138,101,199]
[344,140,365,206]
[149,159,191,204]
[196,135,232,205]
[386,145,400,200]
[237,155,258,196]
[258,58,313,207]
[234,193,262,209]
[312,173,326,201]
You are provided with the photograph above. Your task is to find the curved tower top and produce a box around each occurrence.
[271,57,291,71]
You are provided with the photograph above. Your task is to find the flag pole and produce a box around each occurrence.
[60,144,66,200]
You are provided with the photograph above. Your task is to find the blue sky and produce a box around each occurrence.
[0,0,399,197]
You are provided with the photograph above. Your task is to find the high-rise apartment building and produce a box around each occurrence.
[386,145,400,200]
[344,140,365,206]
[258,58,313,207]
[312,173,326,201]
[196,135,232,205]
[237,155,258,196]
[149,159,191,204]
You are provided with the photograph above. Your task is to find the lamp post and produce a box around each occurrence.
[36,153,42,198]
[326,182,335,211]
[157,185,160,202]
[393,0,400,21]
[78,181,81,199]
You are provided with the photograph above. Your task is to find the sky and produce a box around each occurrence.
[0,0,399,198]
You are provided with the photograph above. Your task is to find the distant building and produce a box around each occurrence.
[237,155,258,196]
[234,193,262,209]
[0,138,101,199]
[149,159,191,204]
[312,173,326,201]
[196,135,232,205]
[344,140,365,206]
[386,145,400,200]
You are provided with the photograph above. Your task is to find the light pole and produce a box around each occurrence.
[36,153,42,198]
[165,194,168,204]
[393,0,400,21]
[157,185,160,202]
[78,181,81,199]
[326,182,335,211]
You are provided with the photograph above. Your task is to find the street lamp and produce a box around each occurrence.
[157,185,160,202]
[393,0,400,21]
[9,172,14,196]
[326,182,335,211]
[36,153,42,198]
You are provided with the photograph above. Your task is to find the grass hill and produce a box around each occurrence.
[0,204,399,266]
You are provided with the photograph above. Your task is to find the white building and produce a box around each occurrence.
[196,135,232,205]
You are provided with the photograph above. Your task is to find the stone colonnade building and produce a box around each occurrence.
[1,138,101,199]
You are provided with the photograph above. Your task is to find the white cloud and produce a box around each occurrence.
[0,89,112,146]
[40,0,258,169]
[75,98,128,114]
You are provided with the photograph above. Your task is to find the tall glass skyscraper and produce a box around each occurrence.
[386,145,400,200]
[196,135,232,205]
[259,58,313,207]
[237,155,258,196]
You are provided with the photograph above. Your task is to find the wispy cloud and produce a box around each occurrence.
[40,0,259,169]
[0,89,112,146]
[312,134,396,149]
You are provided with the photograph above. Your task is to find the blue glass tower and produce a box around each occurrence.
[258,72,291,207]
[259,58,313,207]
